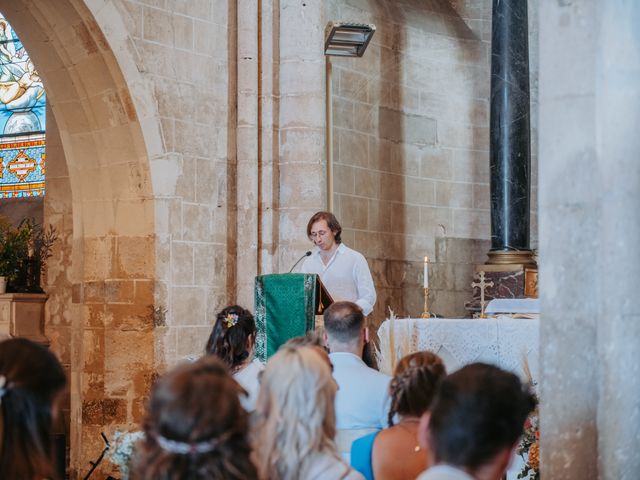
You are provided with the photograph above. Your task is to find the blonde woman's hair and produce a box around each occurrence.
[252,345,338,479]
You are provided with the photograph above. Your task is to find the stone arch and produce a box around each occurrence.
[0,0,162,475]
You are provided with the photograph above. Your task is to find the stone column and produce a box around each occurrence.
[539,1,640,479]
[469,0,535,314]
[597,2,640,477]
[277,0,326,270]
[236,0,260,306]
[487,0,534,266]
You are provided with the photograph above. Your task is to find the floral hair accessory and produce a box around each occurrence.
[224,313,239,328]
[154,434,220,455]
[0,375,8,402]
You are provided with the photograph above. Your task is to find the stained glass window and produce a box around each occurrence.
[0,13,45,198]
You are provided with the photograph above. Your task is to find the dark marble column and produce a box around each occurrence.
[488,0,534,265]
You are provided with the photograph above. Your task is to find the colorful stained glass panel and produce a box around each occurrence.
[0,12,45,198]
[0,13,46,136]
[0,136,45,197]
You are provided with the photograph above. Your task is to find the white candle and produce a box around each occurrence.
[423,256,429,288]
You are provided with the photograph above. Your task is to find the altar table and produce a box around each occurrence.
[376,316,539,480]
[376,316,539,381]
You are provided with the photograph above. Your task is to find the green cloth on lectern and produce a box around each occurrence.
[254,273,317,362]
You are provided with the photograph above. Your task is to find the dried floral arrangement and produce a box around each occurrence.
[374,307,414,375]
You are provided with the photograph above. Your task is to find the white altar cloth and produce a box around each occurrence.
[376,316,539,480]
[376,317,539,381]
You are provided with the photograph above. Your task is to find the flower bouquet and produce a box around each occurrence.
[107,430,144,480]
[517,406,539,479]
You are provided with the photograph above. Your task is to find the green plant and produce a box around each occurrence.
[0,216,58,292]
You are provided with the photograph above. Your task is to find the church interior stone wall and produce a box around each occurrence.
[327,0,537,322]
[0,196,43,226]
[1,1,637,479]
[115,0,234,365]
[328,0,489,320]
[0,0,545,477]
[2,1,161,474]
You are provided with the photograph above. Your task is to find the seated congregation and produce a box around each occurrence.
[0,301,535,480]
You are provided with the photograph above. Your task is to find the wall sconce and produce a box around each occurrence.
[324,22,376,57]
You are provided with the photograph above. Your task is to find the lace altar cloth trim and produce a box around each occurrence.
[377,317,539,381]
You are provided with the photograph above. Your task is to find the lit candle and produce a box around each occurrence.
[423,256,429,289]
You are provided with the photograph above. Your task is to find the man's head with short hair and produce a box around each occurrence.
[421,363,536,476]
[323,301,365,353]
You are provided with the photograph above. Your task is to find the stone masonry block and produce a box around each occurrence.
[279,162,326,209]
[339,69,370,104]
[333,163,356,196]
[82,328,105,376]
[338,130,368,168]
[435,181,473,208]
[171,242,194,285]
[105,280,135,304]
[83,237,114,281]
[82,398,127,426]
[340,195,369,231]
[177,326,212,358]
[172,287,207,326]
[353,102,378,134]
[358,168,380,199]
[279,129,325,165]
[378,107,437,146]
[114,236,155,279]
[183,204,213,242]
[105,303,153,332]
[206,288,228,324]
[104,330,155,395]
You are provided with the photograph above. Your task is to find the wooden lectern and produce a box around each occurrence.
[254,273,333,362]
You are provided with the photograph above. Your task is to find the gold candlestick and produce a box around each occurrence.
[421,287,431,318]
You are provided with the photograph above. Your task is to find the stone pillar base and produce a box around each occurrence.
[0,293,49,347]
[486,249,537,267]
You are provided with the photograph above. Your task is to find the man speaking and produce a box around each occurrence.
[300,211,376,316]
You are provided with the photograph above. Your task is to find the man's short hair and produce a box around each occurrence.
[427,363,536,471]
[307,211,342,244]
[323,301,364,343]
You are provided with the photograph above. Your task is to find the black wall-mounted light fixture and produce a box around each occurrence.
[324,22,376,57]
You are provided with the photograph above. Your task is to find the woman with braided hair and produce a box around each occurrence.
[132,355,258,480]
[350,351,446,480]
[205,305,264,411]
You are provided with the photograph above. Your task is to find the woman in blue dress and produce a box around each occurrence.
[351,351,446,480]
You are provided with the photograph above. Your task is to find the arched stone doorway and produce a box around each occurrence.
[0,1,162,476]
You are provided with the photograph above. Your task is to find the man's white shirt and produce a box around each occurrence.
[329,352,391,430]
[301,243,376,316]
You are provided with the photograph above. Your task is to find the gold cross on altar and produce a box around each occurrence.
[472,271,494,318]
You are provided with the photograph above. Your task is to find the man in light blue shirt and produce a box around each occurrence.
[324,301,390,459]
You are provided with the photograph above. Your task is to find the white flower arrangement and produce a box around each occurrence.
[107,430,145,480]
